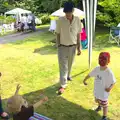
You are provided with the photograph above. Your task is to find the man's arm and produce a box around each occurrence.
[77,18,82,55]
[56,19,60,47]
[56,33,60,47]
[77,33,81,55]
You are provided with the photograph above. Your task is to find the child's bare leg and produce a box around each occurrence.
[103,106,108,117]
[101,103,108,119]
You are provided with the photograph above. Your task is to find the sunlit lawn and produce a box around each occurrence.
[0,27,120,120]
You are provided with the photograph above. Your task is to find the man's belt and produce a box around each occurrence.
[59,44,77,47]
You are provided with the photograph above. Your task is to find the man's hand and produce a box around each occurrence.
[77,49,81,56]
[105,88,111,92]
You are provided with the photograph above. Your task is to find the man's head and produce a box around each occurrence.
[99,52,110,67]
[63,1,74,20]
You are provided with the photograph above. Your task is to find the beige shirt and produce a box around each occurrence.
[56,16,82,45]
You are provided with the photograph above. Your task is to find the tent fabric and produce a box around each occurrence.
[49,20,57,31]
[5,8,31,15]
[51,8,85,18]
[82,0,98,68]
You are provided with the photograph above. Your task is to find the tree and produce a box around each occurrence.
[0,0,119,27]
[97,0,120,27]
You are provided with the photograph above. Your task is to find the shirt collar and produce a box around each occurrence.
[64,15,75,23]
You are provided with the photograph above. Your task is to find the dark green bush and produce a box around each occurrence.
[38,13,50,24]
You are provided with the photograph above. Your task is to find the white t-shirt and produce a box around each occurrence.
[28,15,32,23]
[89,66,116,101]
[21,16,26,23]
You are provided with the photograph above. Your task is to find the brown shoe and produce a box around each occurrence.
[58,87,65,95]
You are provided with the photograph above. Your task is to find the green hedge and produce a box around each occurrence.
[0,16,15,25]
[38,13,50,25]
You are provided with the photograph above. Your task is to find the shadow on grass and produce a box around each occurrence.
[34,44,57,55]
[2,83,110,120]
[72,69,88,78]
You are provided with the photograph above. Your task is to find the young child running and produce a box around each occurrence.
[83,52,116,120]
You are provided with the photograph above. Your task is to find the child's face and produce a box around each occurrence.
[99,56,108,67]
[98,52,110,67]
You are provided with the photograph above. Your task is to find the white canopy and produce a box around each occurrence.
[5,8,32,23]
[5,8,31,15]
[51,8,85,18]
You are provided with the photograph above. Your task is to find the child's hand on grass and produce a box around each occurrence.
[42,96,48,102]
[40,94,48,102]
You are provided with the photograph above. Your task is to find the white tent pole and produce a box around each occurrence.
[82,0,87,31]
[89,0,94,68]
[93,0,98,50]
[94,0,98,30]
[86,0,91,68]
[82,0,98,68]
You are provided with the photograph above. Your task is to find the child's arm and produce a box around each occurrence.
[33,96,48,109]
[105,83,115,92]
[83,74,90,85]
[105,71,116,92]
[14,84,21,95]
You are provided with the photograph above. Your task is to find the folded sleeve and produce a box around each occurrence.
[89,67,98,77]
[109,71,116,85]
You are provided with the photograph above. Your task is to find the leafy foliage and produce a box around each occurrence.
[38,13,50,24]
[0,15,15,25]
[97,0,120,27]
[0,0,119,26]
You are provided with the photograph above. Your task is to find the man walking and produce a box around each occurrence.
[56,1,82,94]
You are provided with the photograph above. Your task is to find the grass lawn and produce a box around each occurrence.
[0,26,120,120]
